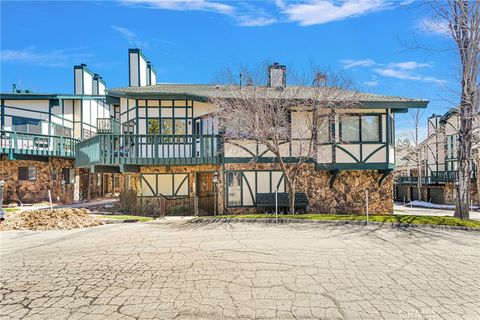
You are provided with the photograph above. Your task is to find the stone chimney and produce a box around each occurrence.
[268,62,286,88]
[313,72,327,86]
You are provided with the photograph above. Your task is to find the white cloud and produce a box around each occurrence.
[374,66,446,85]
[236,16,276,27]
[364,80,379,86]
[387,61,430,70]
[111,25,150,48]
[422,76,447,85]
[121,0,277,27]
[374,67,422,81]
[121,0,234,15]
[278,0,390,26]
[341,57,446,86]
[374,60,432,81]
[1,47,92,67]
[341,59,376,69]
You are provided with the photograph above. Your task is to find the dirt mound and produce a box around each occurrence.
[0,208,104,231]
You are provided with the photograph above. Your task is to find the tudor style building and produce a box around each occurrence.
[396,109,479,205]
[0,64,111,204]
[2,48,428,214]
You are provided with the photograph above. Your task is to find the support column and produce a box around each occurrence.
[74,172,80,202]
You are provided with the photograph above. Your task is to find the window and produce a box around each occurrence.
[227,172,241,206]
[340,115,381,142]
[148,119,159,134]
[317,116,331,144]
[447,135,457,159]
[361,115,380,142]
[82,129,93,139]
[62,168,75,184]
[161,119,173,135]
[340,115,360,142]
[122,121,136,134]
[53,124,72,137]
[18,167,36,181]
[175,119,186,135]
[12,117,42,134]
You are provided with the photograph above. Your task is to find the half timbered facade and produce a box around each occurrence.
[2,48,428,214]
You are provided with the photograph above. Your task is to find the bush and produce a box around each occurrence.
[117,189,165,218]
[117,189,137,214]
[166,204,190,216]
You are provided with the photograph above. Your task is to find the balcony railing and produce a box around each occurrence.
[75,134,220,167]
[97,118,120,134]
[398,170,477,185]
[0,130,78,158]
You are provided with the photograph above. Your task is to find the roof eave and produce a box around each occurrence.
[107,90,209,102]
[360,100,429,109]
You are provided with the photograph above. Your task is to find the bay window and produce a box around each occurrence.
[341,114,381,143]
[340,115,360,142]
[361,115,380,142]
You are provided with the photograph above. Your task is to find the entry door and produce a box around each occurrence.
[196,172,215,215]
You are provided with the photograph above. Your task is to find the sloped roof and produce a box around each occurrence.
[107,83,428,109]
[439,108,459,124]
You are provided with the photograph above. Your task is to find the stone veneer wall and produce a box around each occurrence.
[0,156,75,204]
[223,163,394,214]
[443,182,479,206]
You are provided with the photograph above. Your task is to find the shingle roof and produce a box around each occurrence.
[107,83,428,107]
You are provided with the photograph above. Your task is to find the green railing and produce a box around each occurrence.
[398,170,477,185]
[0,130,78,158]
[75,134,220,167]
[97,118,120,134]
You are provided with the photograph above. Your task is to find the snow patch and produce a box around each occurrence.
[406,201,479,210]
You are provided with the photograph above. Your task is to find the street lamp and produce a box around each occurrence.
[213,172,219,216]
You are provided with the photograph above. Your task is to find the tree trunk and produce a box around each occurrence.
[476,154,480,206]
[417,163,422,202]
[287,179,296,215]
[455,143,471,219]
[454,84,474,220]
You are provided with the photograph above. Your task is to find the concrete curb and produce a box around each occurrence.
[191,217,480,232]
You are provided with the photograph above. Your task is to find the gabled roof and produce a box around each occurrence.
[439,108,459,124]
[107,83,428,110]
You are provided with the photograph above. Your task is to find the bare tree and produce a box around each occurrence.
[430,1,480,219]
[210,66,360,214]
[472,93,480,204]
[395,109,425,202]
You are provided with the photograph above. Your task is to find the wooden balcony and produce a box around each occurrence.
[97,118,120,134]
[75,133,220,168]
[398,170,477,185]
[0,130,77,159]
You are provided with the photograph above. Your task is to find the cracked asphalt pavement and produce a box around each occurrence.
[1,219,479,319]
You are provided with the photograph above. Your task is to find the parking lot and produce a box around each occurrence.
[1,219,479,319]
